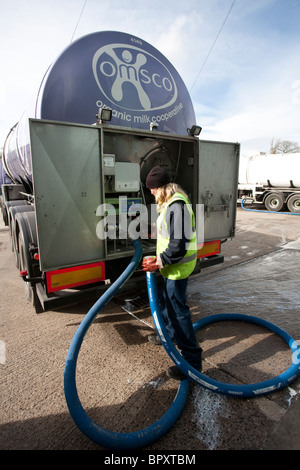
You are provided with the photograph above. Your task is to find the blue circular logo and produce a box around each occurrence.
[92,43,178,112]
[38,31,195,134]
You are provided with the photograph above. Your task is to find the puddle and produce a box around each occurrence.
[188,243,300,336]
[192,386,231,450]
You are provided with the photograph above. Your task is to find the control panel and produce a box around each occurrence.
[103,155,140,193]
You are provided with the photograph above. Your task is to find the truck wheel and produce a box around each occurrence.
[16,212,42,312]
[8,205,34,267]
[264,192,284,212]
[18,232,34,305]
[287,194,300,213]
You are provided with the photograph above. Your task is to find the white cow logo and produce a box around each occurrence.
[92,43,177,111]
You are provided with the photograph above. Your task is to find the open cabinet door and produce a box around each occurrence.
[197,140,240,241]
[30,119,105,271]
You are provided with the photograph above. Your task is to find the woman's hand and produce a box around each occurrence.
[142,256,160,271]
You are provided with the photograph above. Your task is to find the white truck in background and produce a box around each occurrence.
[238,153,300,212]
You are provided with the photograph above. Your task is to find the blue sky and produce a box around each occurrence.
[0,0,300,155]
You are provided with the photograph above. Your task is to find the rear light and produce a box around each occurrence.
[46,262,105,293]
[197,240,221,258]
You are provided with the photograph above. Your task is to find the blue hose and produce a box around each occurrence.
[64,239,189,450]
[241,197,300,215]
[146,271,300,398]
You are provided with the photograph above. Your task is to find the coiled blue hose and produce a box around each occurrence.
[241,197,300,215]
[146,271,300,398]
[64,239,189,450]
[64,243,300,448]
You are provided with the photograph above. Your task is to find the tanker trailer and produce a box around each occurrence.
[238,153,300,212]
[1,31,239,312]
[0,157,13,225]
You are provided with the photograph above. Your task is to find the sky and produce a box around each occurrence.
[0,0,300,156]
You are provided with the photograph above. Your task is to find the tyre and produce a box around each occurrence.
[287,194,300,213]
[16,211,43,312]
[8,205,34,267]
[18,232,34,304]
[264,192,284,212]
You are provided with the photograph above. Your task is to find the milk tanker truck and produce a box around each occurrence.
[0,31,239,312]
[238,153,300,212]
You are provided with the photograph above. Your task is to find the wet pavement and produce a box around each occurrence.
[0,206,299,452]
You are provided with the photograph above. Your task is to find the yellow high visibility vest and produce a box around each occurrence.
[156,192,197,280]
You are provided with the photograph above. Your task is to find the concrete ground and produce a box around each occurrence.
[0,205,299,452]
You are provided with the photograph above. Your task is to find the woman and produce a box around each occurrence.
[142,166,202,380]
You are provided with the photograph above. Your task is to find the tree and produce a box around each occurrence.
[270,138,300,154]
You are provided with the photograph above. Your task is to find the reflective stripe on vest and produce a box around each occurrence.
[156,193,197,280]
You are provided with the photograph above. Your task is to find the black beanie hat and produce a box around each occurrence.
[146,166,171,189]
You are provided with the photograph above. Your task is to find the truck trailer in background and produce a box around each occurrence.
[0,31,239,312]
[238,153,300,213]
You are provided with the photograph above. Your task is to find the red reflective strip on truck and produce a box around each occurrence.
[46,262,105,293]
[197,240,221,258]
